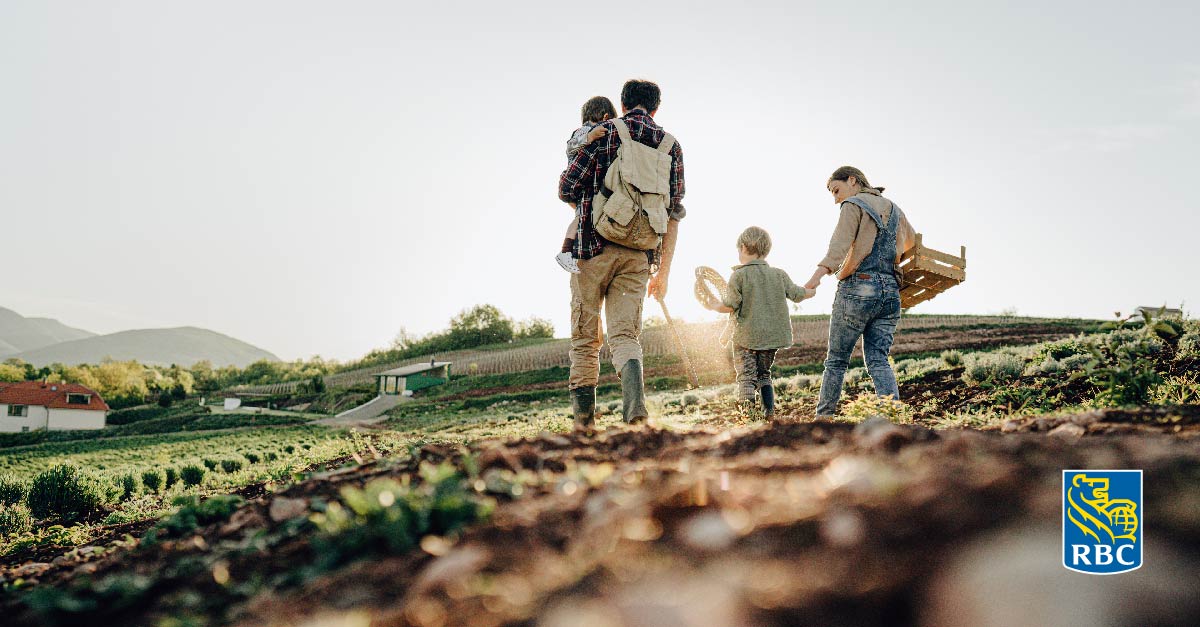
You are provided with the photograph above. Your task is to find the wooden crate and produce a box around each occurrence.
[897,234,966,308]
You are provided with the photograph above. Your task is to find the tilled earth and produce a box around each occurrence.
[3,404,1199,627]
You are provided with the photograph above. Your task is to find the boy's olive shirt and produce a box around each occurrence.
[722,259,810,350]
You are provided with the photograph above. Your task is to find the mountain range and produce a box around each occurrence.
[0,307,279,368]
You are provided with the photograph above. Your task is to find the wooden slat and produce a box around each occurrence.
[913,246,966,268]
[912,258,966,281]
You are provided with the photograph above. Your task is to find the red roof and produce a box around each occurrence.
[0,381,110,411]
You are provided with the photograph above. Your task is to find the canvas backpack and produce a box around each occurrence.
[591,119,676,251]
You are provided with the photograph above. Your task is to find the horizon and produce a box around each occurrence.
[3,1,1198,361]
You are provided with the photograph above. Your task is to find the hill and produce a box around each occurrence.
[0,307,96,357]
[9,326,280,367]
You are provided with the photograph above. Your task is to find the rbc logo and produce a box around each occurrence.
[1063,470,1142,574]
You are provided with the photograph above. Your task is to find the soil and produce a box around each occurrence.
[3,401,1198,627]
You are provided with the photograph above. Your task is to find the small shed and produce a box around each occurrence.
[377,361,452,396]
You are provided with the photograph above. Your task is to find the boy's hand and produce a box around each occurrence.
[585,126,607,144]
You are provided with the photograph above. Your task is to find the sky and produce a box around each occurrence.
[2,1,1198,361]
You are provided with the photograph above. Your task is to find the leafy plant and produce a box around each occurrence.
[118,473,140,500]
[0,502,33,535]
[940,349,964,367]
[962,352,1024,385]
[1084,344,1162,407]
[141,494,244,545]
[310,463,493,570]
[840,392,914,424]
[141,469,164,493]
[164,467,179,489]
[0,473,29,505]
[27,464,118,522]
[219,458,244,474]
[1149,374,1200,405]
[180,464,206,487]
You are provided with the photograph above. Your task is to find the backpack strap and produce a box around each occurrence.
[611,118,633,144]
[657,133,676,154]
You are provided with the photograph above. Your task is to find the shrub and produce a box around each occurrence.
[244,452,261,464]
[1035,338,1087,361]
[283,445,296,454]
[118,473,140,500]
[141,469,165,493]
[1025,357,1063,377]
[202,458,218,471]
[1178,332,1200,358]
[0,474,30,506]
[220,458,244,474]
[180,464,206,487]
[0,502,33,535]
[164,467,179,489]
[962,352,1025,386]
[1061,353,1096,371]
[941,350,964,368]
[157,392,173,408]
[27,464,118,522]
[681,394,700,408]
[141,494,244,545]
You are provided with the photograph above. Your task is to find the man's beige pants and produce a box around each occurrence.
[569,245,650,389]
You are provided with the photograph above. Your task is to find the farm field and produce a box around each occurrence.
[0,316,1197,626]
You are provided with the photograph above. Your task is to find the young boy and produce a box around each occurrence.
[703,226,813,419]
[556,96,618,274]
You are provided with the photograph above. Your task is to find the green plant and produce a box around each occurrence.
[158,391,174,408]
[1085,344,1163,407]
[1149,374,1200,405]
[940,349,964,367]
[164,467,179,489]
[219,458,244,473]
[118,473,140,500]
[141,494,244,545]
[840,392,914,424]
[0,473,29,505]
[962,352,1024,386]
[1178,332,1200,358]
[244,452,261,464]
[310,463,493,571]
[0,502,33,535]
[1024,356,1063,377]
[141,469,164,493]
[180,464,206,487]
[27,464,118,522]
[202,458,218,471]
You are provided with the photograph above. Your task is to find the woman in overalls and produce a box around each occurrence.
[803,166,917,417]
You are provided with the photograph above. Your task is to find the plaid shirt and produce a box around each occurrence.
[558,109,686,260]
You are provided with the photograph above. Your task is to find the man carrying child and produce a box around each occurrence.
[558,79,686,431]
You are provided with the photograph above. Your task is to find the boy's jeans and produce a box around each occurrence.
[735,347,777,402]
[816,275,901,416]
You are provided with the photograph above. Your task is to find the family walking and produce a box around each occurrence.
[557,79,916,431]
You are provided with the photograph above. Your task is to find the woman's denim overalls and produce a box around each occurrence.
[815,196,903,416]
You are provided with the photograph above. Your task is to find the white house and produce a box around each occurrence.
[0,381,110,432]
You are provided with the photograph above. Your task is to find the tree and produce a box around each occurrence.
[158,391,174,408]
[448,304,514,348]
[0,364,23,383]
[515,317,555,339]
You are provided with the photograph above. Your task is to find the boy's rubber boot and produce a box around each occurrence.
[620,359,649,424]
[761,384,776,420]
[570,386,596,432]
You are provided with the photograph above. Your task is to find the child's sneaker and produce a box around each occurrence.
[556,252,580,274]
